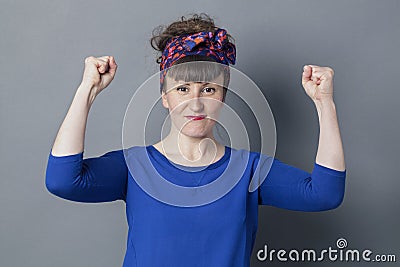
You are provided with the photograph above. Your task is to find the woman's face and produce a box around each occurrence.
[161,73,225,138]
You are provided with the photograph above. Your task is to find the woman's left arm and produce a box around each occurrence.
[302,65,345,171]
[257,65,346,211]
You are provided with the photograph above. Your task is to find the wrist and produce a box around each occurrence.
[314,98,337,119]
[76,83,97,106]
[314,96,335,110]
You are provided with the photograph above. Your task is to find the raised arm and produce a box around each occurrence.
[45,56,127,202]
[258,65,346,211]
[302,64,345,171]
[51,56,117,156]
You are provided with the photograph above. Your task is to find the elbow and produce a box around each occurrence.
[327,194,345,210]
[310,174,346,211]
[44,154,85,200]
[45,171,78,199]
[45,175,66,198]
[318,190,345,211]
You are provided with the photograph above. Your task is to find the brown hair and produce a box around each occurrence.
[150,13,234,97]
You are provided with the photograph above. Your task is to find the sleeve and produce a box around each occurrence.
[258,157,346,211]
[45,149,128,203]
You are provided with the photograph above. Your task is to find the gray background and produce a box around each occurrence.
[1,0,399,266]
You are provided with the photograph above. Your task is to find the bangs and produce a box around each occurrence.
[163,55,230,90]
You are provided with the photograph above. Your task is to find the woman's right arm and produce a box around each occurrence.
[45,56,127,202]
[51,56,117,156]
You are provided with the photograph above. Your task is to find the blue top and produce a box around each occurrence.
[45,145,346,267]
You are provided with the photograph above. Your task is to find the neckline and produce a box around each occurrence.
[146,145,231,171]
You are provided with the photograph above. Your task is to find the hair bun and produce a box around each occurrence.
[150,13,234,64]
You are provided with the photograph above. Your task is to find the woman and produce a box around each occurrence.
[46,14,346,267]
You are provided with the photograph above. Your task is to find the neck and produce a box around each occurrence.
[155,127,225,166]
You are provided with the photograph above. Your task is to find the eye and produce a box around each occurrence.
[176,87,189,93]
[202,87,216,94]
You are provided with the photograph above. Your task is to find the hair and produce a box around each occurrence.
[150,13,235,99]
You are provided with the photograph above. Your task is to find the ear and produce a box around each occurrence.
[161,91,169,109]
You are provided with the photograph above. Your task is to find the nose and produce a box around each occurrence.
[188,95,204,112]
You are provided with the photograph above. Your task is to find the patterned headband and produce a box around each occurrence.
[159,28,236,91]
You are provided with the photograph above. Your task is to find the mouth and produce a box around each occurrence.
[185,115,207,121]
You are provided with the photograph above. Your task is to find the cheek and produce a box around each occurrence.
[167,98,185,115]
[213,90,224,101]
[206,99,224,112]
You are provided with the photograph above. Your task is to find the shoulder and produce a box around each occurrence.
[228,146,273,161]
[227,146,275,172]
[120,145,153,162]
[93,146,147,164]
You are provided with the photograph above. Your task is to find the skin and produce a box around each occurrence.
[153,73,227,166]
[50,56,117,157]
[50,55,345,172]
[301,65,345,171]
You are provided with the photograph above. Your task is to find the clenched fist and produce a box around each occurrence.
[302,65,334,102]
[81,55,118,97]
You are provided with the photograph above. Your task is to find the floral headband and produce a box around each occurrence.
[159,28,236,91]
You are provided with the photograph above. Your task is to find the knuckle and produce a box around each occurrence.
[98,56,110,62]
[326,68,334,77]
[325,66,333,72]
[84,56,95,64]
[325,73,333,79]
[99,58,108,64]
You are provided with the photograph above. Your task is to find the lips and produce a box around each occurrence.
[185,115,206,121]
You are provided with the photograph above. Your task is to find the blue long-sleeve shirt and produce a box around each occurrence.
[45,145,346,267]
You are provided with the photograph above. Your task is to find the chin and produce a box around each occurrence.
[180,126,213,139]
[173,119,216,139]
